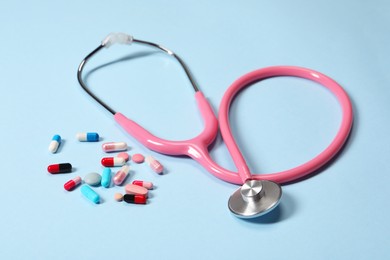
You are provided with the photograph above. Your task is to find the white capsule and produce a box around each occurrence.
[48,135,61,153]
[113,165,130,185]
[102,142,128,152]
[145,156,164,174]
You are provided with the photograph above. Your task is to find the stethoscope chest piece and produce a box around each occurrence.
[228,180,282,218]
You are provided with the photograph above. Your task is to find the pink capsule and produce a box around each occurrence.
[132,180,153,190]
[102,142,128,152]
[113,165,130,185]
[64,176,82,191]
[125,184,148,197]
[145,156,163,174]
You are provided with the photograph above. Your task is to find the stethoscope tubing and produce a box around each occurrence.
[78,34,353,186]
[219,66,353,184]
[114,65,353,185]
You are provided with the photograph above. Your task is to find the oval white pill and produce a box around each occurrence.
[84,172,102,186]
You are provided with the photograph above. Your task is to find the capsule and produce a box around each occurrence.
[145,156,163,174]
[123,194,147,204]
[101,157,126,167]
[101,168,111,188]
[81,185,100,204]
[47,163,72,174]
[132,180,153,190]
[102,142,127,152]
[125,184,148,197]
[48,134,61,153]
[64,176,82,191]
[113,165,130,185]
[76,132,99,142]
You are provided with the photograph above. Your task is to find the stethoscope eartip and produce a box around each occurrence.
[228,180,282,218]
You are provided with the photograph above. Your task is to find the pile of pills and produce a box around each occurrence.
[47,132,164,205]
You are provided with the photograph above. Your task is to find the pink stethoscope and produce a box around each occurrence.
[78,33,353,218]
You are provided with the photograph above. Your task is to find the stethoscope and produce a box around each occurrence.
[78,33,353,218]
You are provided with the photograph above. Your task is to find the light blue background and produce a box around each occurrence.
[0,0,389,259]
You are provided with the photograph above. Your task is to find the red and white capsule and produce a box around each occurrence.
[132,180,153,190]
[113,165,130,185]
[102,142,128,152]
[64,176,82,191]
[101,157,126,167]
[145,156,163,174]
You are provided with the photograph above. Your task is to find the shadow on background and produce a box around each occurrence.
[240,192,296,224]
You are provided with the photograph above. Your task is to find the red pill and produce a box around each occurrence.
[64,176,82,191]
[101,157,126,167]
[48,163,72,174]
[123,194,147,204]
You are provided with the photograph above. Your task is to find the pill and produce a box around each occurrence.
[48,134,61,153]
[101,168,111,188]
[64,176,82,191]
[84,172,102,186]
[114,193,123,202]
[76,132,99,142]
[125,184,148,197]
[145,156,163,174]
[123,194,147,204]
[47,163,72,174]
[132,153,145,163]
[101,157,126,167]
[132,180,153,190]
[81,185,100,204]
[117,152,129,162]
[113,165,130,185]
[102,142,127,152]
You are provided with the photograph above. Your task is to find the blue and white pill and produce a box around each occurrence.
[76,132,99,142]
[48,134,61,153]
[81,185,100,204]
[101,168,111,188]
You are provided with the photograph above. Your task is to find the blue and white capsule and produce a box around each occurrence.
[76,132,100,142]
[101,168,112,188]
[48,134,61,153]
[81,185,100,204]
